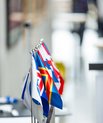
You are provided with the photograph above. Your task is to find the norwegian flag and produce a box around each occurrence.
[37,41,64,95]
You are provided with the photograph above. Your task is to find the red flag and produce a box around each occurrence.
[37,42,64,94]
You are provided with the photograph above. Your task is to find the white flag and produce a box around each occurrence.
[21,54,44,122]
[31,54,42,105]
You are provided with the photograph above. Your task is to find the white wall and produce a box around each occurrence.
[0,0,6,96]
[0,0,52,98]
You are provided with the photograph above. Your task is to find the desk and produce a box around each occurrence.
[0,117,31,123]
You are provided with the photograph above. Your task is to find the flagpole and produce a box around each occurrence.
[46,106,54,123]
[31,50,41,123]
[30,47,42,123]
[31,51,39,123]
[30,55,34,123]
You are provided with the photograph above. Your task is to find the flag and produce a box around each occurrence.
[31,54,42,105]
[21,54,44,122]
[21,41,64,121]
[32,53,49,117]
[35,52,63,109]
[37,41,64,94]
[21,72,31,110]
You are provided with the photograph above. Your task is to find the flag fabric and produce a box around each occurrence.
[35,52,63,109]
[32,53,49,117]
[21,54,44,122]
[21,72,31,110]
[37,41,64,94]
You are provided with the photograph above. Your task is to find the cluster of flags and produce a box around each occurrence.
[21,41,64,122]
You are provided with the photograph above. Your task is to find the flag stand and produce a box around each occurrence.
[30,39,59,123]
[33,106,55,123]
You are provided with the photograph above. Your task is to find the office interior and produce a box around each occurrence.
[0,0,103,123]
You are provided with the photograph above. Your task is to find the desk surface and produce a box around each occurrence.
[0,117,31,123]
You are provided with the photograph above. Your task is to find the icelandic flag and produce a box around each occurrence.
[31,54,42,105]
[37,41,64,94]
[32,53,49,117]
[35,52,63,109]
[21,54,44,122]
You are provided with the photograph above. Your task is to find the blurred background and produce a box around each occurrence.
[0,0,103,123]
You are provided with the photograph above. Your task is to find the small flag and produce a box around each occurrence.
[35,52,63,109]
[37,41,64,94]
[32,53,49,117]
[31,54,42,105]
[21,54,44,122]
[21,72,31,110]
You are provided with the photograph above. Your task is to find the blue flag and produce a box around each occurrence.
[33,53,49,117]
[35,52,63,109]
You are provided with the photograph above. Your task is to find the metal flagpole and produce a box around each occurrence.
[30,49,38,123]
[30,40,44,123]
[33,40,43,123]
[30,50,37,123]
[30,53,34,123]
[46,106,54,123]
